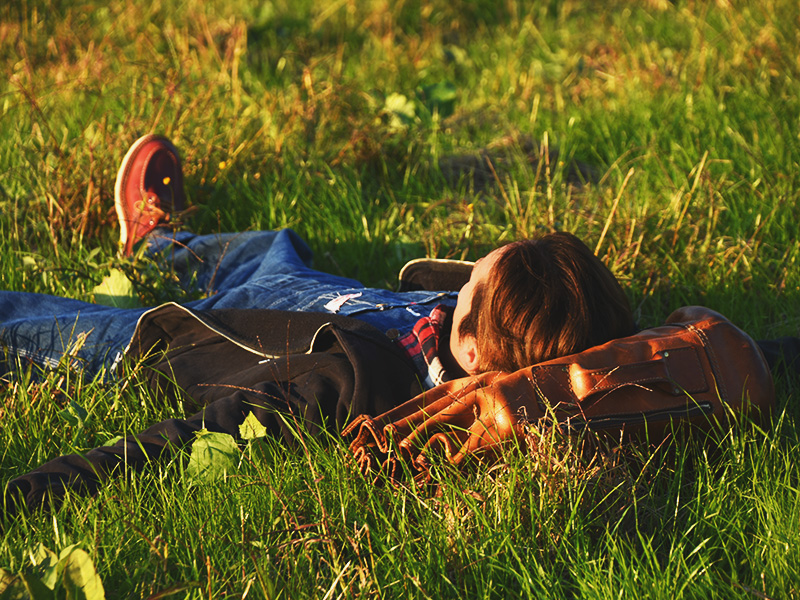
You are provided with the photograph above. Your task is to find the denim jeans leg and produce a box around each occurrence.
[147,228,374,311]
[1,228,458,377]
[0,229,321,376]
[146,227,458,337]
[0,291,147,376]
[146,228,318,295]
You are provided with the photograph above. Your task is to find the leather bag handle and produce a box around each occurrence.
[568,346,708,401]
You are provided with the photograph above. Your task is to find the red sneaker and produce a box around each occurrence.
[114,134,186,256]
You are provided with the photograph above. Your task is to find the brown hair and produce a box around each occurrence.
[458,232,636,373]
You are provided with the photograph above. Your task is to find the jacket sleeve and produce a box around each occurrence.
[4,330,420,516]
[3,349,360,515]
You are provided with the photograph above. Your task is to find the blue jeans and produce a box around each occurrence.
[0,229,457,376]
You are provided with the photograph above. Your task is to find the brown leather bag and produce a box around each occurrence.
[344,306,775,482]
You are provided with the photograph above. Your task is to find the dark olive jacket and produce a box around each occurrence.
[5,304,424,513]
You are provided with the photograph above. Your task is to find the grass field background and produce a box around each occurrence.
[1,0,800,597]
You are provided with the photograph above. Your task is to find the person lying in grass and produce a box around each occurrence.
[0,135,787,515]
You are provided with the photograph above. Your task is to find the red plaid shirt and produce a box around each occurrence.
[396,304,455,389]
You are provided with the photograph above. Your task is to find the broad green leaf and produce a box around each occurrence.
[417,81,457,119]
[39,543,76,590]
[57,545,80,563]
[30,544,59,590]
[92,269,140,308]
[29,544,57,569]
[239,412,268,440]
[61,549,105,600]
[3,545,103,600]
[57,402,88,428]
[0,572,54,600]
[187,429,239,482]
[383,93,416,131]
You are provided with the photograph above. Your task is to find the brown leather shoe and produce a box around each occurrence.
[114,134,186,256]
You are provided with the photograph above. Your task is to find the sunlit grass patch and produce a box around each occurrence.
[2,0,800,597]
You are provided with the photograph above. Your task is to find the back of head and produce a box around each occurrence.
[458,232,636,373]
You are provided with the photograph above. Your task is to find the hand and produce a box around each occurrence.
[345,371,540,481]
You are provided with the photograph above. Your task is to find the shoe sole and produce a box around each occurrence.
[114,133,181,253]
[398,257,475,278]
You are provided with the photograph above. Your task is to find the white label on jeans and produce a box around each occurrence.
[323,292,363,313]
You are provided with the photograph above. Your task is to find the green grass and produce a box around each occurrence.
[2,0,800,597]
